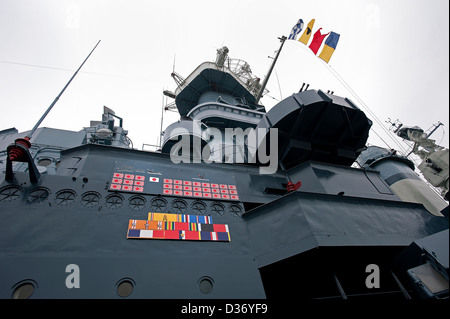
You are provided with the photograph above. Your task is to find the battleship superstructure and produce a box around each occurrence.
[0,43,448,299]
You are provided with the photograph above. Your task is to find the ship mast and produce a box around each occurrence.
[255,36,287,104]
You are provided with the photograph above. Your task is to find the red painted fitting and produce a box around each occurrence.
[8,137,31,161]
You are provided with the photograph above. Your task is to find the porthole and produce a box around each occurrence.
[171,199,187,214]
[116,278,135,298]
[12,280,37,299]
[54,189,76,206]
[150,197,167,212]
[105,194,124,209]
[229,204,243,218]
[37,158,52,167]
[128,195,146,211]
[198,276,214,294]
[27,187,50,204]
[210,202,225,217]
[191,201,207,215]
[81,191,101,208]
[0,185,22,202]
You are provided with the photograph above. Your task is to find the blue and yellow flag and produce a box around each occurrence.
[318,31,340,63]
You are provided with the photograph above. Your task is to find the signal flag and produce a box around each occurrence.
[288,19,304,40]
[309,28,330,54]
[298,19,315,44]
[318,31,340,63]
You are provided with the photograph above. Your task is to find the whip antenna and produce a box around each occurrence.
[26,40,101,140]
[6,40,101,182]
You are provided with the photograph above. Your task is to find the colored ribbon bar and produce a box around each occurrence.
[148,212,213,224]
[129,219,229,232]
[127,229,231,242]
[127,213,230,242]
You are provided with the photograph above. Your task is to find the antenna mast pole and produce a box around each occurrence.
[255,36,287,104]
[25,40,101,140]
[160,91,165,149]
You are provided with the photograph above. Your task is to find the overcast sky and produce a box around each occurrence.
[1,0,448,163]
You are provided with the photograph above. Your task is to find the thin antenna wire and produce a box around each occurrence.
[293,43,410,155]
[172,54,176,73]
[0,59,151,81]
[323,60,409,155]
[274,68,283,100]
[325,63,424,169]
[26,40,101,140]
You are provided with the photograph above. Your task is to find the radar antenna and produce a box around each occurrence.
[393,120,448,200]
